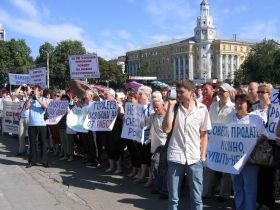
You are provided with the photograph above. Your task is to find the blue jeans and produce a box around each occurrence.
[167,161,203,210]
[231,164,259,210]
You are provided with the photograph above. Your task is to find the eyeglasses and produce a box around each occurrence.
[55,95,61,97]
[257,91,267,94]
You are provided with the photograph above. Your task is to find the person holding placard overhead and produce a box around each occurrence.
[230,94,267,210]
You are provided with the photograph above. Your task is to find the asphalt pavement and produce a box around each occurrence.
[0,133,237,210]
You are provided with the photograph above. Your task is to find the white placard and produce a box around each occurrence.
[46,100,69,125]
[2,101,21,134]
[207,123,258,174]
[69,54,100,79]
[267,89,280,140]
[83,100,118,131]
[121,102,145,143]
[8,73,30,85]
[66,106,88,133]
[29,67,47,88]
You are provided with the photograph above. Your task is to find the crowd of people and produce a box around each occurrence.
[0,79,280,210]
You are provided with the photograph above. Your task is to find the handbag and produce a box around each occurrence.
[248,139,274,167]
[272,145,280,169]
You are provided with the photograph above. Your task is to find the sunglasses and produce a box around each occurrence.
[55,95,61,97]
[257,91,267,94]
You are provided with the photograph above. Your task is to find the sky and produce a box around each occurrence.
[0,0,279,60]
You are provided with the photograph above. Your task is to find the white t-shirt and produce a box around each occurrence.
[230,113,267,137]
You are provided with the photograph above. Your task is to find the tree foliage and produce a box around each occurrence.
[48,40,86,89]
[0,39,33,86]
[234,39,280,85]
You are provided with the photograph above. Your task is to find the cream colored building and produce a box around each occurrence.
[0,24,5,41]
[126,0,253,83]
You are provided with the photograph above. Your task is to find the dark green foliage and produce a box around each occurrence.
[234,39,280,85]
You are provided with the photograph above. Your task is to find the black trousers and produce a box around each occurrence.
[28,126,48,164]
[79,132,97,163]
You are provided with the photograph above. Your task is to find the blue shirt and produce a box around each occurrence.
[28,97,47,126]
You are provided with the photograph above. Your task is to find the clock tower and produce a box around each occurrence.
[194,0,217,79]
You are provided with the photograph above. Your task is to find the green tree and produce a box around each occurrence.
[0,39,33,86]
[49,40,86,89]
[234,39,280,85]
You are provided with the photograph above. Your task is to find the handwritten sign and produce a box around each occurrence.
[69,54,100,79]
[46,100,69,125]
[267,89,280,140]
[207,123,258,174]
[121,102,146,143]
[29,67,47,88]
[2,101,21,135]
[8,73,30,85]
[66,106,88,133]
[83,100,118,131]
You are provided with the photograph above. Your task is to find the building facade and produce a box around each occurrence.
[0,24,5,41]
[126,0,253,83]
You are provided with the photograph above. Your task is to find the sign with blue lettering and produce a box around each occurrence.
[121,102,145,143]
[83,100,118,131]
[46,100,69,125]
[268,89,280,140]
[8,73,30,85]
[207,123,258,174]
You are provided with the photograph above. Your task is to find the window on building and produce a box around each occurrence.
[203,45,206,50]
[234,46,237,51]
[223,45,225,50]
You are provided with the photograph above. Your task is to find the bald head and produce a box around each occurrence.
[248,82,259,103]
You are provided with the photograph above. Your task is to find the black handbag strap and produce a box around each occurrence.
[164,103,179,149]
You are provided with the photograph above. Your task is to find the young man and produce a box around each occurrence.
[163,80,211,210]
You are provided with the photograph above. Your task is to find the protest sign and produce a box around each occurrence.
[69,54,100,79]
[83,100,118,131]
[29,67,47,88]
[121,102,146,143]
[2,101,21,135]
[8,73,30,85]
[207,123,258,174]
[267,89,280,140]
[66,106,88,133]
[46,100,69,125]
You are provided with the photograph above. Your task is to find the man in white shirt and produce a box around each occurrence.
[163,80,212,210]
[203,83,235,202]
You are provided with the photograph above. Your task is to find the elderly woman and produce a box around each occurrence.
[230,94,267,210]
[250,82,276,210]
[133,86,154,184]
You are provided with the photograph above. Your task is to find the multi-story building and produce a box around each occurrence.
[0,24,5,41]
[126,0,253,83]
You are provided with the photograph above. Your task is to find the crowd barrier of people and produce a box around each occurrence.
[0,80,279,210]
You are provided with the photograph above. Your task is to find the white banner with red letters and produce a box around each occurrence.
[69,54,100,79]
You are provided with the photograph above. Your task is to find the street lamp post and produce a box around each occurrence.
[42,49,49,88]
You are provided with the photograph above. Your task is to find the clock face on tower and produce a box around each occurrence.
[209,29,213,35]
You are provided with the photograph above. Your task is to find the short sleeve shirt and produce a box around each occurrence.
[167,101,212,165]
